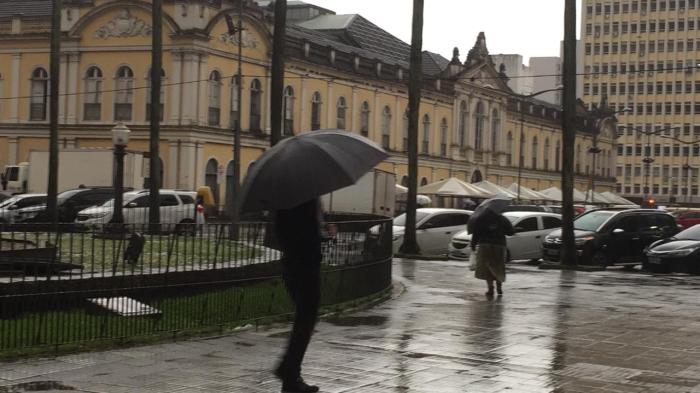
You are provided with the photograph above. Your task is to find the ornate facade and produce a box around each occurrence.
[0,0,615,208]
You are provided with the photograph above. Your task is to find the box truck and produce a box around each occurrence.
[321,169,395,217]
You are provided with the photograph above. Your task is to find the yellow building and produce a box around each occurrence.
[0,0,615,209]
[581,0,700,203]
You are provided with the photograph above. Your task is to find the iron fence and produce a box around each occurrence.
[0,217,393,354]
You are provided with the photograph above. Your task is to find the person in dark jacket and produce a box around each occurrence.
[273,198,322,393]
[469,198,515,297]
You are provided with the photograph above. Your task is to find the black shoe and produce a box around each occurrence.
[496,284,503,295]
[281,377,319,393]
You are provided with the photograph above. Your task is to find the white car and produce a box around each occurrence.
[76,189,197,231]
[393,208,473,256]
[448,211,562,262]
[0,193,47,223]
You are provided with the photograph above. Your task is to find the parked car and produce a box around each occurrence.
[76,189,197,232]
[543,209,680,266]
[549,205,585,216]
[0,193,47,223]
[502,205,556,213]
[674,210,700,229]
[449,212,562,262]
[392,208,472,255]
[23,187,123,223]
[643,224,700,274]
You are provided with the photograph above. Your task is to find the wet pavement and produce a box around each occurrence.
[2,258,700,392]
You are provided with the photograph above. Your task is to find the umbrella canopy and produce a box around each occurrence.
[507,183,554,201]
[467,197,512,234]
[540,187,563,202]
[417,177,493,198]
[583,190,613,204]
[601,191,636,205]
[473,180,518,198]
[395,184,408,195]
[239,130,388,213]
[572,188,589,203]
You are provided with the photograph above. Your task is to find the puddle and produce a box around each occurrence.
[0,381,75,392]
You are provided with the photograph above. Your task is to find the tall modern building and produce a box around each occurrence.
[581,0,700,204]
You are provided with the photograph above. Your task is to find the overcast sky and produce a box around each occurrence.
[305,0,582,64]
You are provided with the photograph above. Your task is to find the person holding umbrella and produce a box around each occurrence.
[468,197,514,297]
[238,130,388,393]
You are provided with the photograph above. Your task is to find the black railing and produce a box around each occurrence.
[0,218,393,354]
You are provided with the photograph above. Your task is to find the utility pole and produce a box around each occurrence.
[270,0,287,147]
[517,105,524,203]
[561,0,577,266]
[47,0,61,226]
[148,0,163,232]
[399,0,424,255]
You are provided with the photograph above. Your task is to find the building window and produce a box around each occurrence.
[421,114,430,154]
[208,71,222,126]
[491,109,500,151]
[440,118,448,157]
[283,85,294,135]
[381,105,391,149]
[114,66,133,121]
[230,75,240,129]
[544,138,550,171]
[336,96,346,130]
[474,102,485,150]
[459,101,468,147]
[249,79,262,131]
[531,137,539,169]
[360,101,370,137]
[402,110,409,152]
[30,67,49,121]
[146,68,165,122]
[506,132,513,166]
[83,66,102,121]
[311,91,322,131]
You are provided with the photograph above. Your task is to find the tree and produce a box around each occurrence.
[398,0,424,255]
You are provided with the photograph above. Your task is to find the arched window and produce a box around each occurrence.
[506,132,513,166]
[225,160,236,212]
[401,175,409,187]
[421,114,430,154]
[30,67,48,121]
[474,102,485,150]
[208,71,222,126]
[576,144,581,173]
[532,137,539,169]
[381,105,391,149]
[459,101,468,147]
[83,66,102,121]
[230,75,240,129]
[205,158,220,205]
[249,79,262,131]
[585,145,591,174]
[114,66,134,121]
[555,140,561,171]
[336,96,346,129]
[283,85,294,135]
[311,91,322,130]
[491,109,500,151]
[146,68,165,122]
[544,138,550,170]
[360,101,370,137]
[519,133,526,168]
[440,118,448,157]
[402,109,409,152]
[420,177,428,186]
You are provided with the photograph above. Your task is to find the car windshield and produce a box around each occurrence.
[574,211,615,232]
[393,211,430,226]
[0,196,19,208]
[56,190,83,205]
[675,225,700,240]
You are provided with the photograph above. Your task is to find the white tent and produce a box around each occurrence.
[540,187,563,202]
[395,184,432,205]
[572,188,589,203]
[583,190,613,204]
[395,184,408,194]
[418,177,493,198]
[473,180,518,198]
[601,191,637,205]
[508,183,555,201]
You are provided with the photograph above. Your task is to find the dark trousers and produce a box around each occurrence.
[278,259,321,380]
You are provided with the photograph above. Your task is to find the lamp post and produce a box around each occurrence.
[587,106,630,205]
[111,123,130,229]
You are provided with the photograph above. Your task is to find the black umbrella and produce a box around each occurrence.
[238,130,388,213]
[467,197,511,234]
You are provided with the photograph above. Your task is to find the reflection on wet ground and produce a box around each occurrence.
[2,259,700,392]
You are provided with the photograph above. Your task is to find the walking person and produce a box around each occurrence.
[273,198,322,393]
[468,198,514,297]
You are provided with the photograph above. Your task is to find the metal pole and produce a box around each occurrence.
[517,105,524,203]
[399,0,424,255]
[561,0,577,266]
[113,146,125,226]
[270,0,287,146]
[47,0,61,226]
[148,0,163,232]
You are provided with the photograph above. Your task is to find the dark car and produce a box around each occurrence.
[502,205,555,213]
[644,224,700,274]
[674,210,700,229]
[542,209,680,266]
[24,187,123,224]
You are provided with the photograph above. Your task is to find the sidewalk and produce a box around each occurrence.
[2,259,700,392]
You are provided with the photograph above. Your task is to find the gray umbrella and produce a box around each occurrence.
[467,197,512,234]
[238,130,388,213]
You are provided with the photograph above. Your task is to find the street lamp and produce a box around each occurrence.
[111,123,130,230]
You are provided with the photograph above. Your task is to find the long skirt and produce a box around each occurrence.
[474,243,507,283]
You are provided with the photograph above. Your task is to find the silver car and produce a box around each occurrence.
[0,194,47,224]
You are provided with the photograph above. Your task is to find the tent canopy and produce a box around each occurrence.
[418,177,493,198]
[583,190,613,204]
[473,180,518,198]
[601,191,636,205]
[508,183,555,201]
[540,187,562,202]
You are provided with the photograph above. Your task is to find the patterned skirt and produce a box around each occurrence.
[474,243,507,283]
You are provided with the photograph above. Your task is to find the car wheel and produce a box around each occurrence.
[590,251,609,267]
[175,219,196,236]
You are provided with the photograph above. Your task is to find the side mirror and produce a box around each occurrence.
[612,228,625,234]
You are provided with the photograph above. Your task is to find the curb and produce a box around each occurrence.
[538,262,606,272]
[394,253,450,261]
